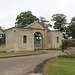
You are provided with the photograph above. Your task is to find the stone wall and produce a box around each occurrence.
[66,47,75,57]
[6,28,34,52]
[6,28,15,52]
[6,23,63,52]
[6,27,48,52]
[48,31,63,48]
[62,39,75,57]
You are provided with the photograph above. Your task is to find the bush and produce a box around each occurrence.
[62,39,75,52]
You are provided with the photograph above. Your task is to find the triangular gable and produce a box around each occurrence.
[26,21,47,29]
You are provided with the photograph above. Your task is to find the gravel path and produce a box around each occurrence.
[0,50,62,75]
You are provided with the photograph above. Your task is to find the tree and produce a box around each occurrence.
[39,16,52,27]
[0,27,5,45]
[51,14,67,31]
[15,11,39,27]
[66,17,75,38]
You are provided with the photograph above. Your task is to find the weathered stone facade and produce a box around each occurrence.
[6,21,63,52]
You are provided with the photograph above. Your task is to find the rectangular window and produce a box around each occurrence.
[57,37,59,43]
[23,35,27,43]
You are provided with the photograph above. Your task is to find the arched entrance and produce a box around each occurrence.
[34,32,43,50]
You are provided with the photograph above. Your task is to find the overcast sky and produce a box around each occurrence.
[0,0,75,29]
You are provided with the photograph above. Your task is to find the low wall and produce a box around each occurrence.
[66,47,75,57]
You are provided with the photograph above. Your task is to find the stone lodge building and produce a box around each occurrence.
[6,21,63,52]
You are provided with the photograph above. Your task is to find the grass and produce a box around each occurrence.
[48,48,61,50]
[0,44,6,51]
[0,51,43,58]
[0,44,43,58]
[58,55,75,58]
[49,57,75,75]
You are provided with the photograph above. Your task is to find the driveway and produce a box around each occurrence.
[0,50,62,75]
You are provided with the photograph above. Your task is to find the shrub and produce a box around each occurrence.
[62,39,75,52]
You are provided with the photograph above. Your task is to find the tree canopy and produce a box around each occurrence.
[51,14,67,31]
[39,16,52,27]
[0,27,5,45]
[15,11,39,27]
[66,17,75,38]
[15,11,52,28]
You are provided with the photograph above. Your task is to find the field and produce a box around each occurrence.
[49,57,75,75]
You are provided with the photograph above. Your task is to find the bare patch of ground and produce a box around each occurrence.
[43,58,55,75]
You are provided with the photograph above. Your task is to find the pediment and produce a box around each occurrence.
[26,21,47,29]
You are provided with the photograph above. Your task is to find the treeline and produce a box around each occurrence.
[0,27,5,45]
[15,11,75,39]
[0,10,75,45]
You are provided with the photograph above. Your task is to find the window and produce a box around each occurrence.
[23,35,27,43]
[57,37,59,43]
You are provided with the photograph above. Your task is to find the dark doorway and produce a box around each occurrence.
[34,32,43,50]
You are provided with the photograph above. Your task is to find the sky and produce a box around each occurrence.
[0,0,75,29]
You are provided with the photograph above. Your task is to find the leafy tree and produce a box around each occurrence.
[66,17,75,38]
[1,30,5,44]
[0,27,5,45]
[39,16,52,27]
[51,14,67,31]
[15,11,39,27]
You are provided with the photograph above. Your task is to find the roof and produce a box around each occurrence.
[5,27,46,31]
[6,21,48,31]
[25,21,48,29]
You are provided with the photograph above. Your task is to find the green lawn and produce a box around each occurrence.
[48,48,61,50]
[49,57,75,75]
[0,51,43,58]
[0,44,43,58]
[0,44,6,51]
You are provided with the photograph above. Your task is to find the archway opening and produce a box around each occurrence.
[34,32,43,50]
